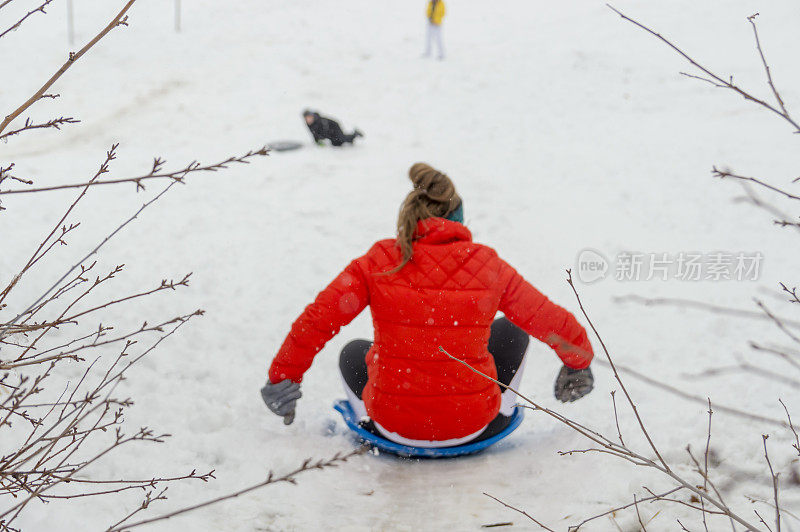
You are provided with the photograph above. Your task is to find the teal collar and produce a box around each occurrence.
[446,202,464,224]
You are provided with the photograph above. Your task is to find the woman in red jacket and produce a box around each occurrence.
[262,163,594,447]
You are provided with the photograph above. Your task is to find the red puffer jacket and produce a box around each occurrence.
[269,218,593,441]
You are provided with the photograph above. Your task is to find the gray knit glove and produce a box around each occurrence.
[260,380,301,425]
[554,366,594,403]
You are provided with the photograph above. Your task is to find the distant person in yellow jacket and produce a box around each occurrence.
[424,0,445,60]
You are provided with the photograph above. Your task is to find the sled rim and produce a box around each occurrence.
[333,399,524,458]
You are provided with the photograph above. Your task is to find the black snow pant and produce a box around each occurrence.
[326,122,357,146]
[339,317,529,444]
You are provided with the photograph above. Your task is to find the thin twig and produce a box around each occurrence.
[610,390,625,446]
[778,400,800,456]
[606,4,800,133]
[714,168,800,202]
[0,117,80,142]
[762,435,781,532]
[701,399,713,532]
[737,183,800,236]
[779,283,799,304]
[615,294,800,330]
[483,492,555,532]
[0,147,269,195]
[568,487,683,531]
[0,0,56,40]
[565,269,669,471]
[633,494,647,531]
[106,487,168,531]
[756,300,800,346]
[747,13,788,117]
[682,362,800,389]
[749,343,800,372]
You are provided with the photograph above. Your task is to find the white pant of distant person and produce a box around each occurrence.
[424,23,444,59]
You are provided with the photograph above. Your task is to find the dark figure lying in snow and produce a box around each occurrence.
[303,109,363,147]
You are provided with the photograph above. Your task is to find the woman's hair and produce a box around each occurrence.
[389,162,461,273]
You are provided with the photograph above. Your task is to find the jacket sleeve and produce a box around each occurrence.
[498,260,593,369]
[268,258,369,383]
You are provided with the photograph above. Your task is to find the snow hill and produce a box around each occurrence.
[2,0,799,530]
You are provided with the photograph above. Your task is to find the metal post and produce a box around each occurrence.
[174,0,181,33]
[66,0,74,45]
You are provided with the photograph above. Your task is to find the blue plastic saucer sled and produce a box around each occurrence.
[333,399,524,458]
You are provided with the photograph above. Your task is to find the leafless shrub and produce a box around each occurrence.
[444,271,784,530]
[607,2,799,423]
[607,6,799,134]
[0,1,281,529]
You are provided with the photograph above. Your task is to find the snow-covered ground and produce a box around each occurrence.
[2,0,800,530]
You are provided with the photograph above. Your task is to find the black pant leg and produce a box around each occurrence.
[488,317,530,386]
[469,317,530,443]
[327,121,348,146]
[339,339,372,399]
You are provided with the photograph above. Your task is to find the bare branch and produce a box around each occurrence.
[633,494,647,531]
[615,294,800,330]
[568,487,683,531]
[686,446,737,530]
[682,361,800,389]
[107,487,168,531]
[0,164,32,187]
[565,269,669,470]
[680,71,726,88]
[756,299,800,346]
[749,343,800,372]
[610,390,625,446]
[701,399,713,532]
[778,400,800,456]
[714,167,800,202]
[736,183,800,236]
[596,356,788,427]
[606,4,800,133]
[0,0,56,40]
[0,0,138,137]
[779,283,799,304]
[0,146,270,195]
[756,509,775,532]
[106,447,368,531]
[747,13,789,117]
[762,435,781,532]
[0,116,80,142]
[483,492,555,531]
